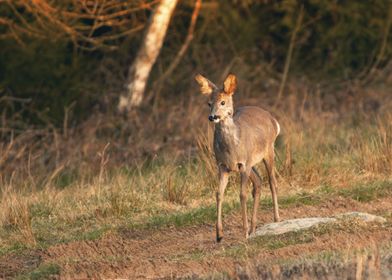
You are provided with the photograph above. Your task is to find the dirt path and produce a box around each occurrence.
[1,196,392,279]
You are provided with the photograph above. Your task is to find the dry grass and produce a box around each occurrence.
[0,188,36,246]
[233,245,392,280]
[355,115,392,175]
[0,82,391,255]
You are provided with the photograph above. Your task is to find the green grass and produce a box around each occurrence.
[164,214,391,263]
[0,216,114,258]
[165,217,392,278]
[338,180,392,202]
[135,179,392,231]
[261,191,321,209]
[214,242,392,279]
[139,201,238,229]
[170,248,207,262]
[221,219,390,260]
[16,263,60,280]
[1,179,391,259]
[222,225,329,259]
[80,226,111,241]
[0,241,28,257]
[174,221,363,261]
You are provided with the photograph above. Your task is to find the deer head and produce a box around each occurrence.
[195,74,237,123]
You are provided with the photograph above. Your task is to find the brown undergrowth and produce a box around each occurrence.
[0,81,392,278]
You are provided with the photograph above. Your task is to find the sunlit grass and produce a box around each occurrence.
[16,263,60,280]
[1,175,391,258]
[1,99,392,260]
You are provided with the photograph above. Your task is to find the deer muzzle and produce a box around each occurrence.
[209,115,220,122]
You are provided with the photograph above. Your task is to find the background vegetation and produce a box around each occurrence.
[0,1,392,278]
[1,0,391,124]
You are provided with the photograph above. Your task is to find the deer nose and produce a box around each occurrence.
[209,115,220,122]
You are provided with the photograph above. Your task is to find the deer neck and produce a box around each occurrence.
[216,116,239,144]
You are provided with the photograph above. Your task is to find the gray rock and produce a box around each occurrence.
[335,211,387,223]
[250,212,386,238]
[250,217,336,237]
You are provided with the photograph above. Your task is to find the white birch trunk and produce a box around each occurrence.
[118,0,178,112]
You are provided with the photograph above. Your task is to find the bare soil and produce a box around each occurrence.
[1,195,392,279]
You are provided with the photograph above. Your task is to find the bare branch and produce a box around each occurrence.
[160,0,202,82]
[0,0,158,49]
[274,5,304,107]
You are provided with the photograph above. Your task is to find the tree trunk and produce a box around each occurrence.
[118,0,178,112]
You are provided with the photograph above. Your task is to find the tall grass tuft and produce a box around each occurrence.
[195,127,217,191]
[355,114,392,175]
[0,189,36,246]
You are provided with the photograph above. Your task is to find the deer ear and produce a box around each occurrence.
[223,74,237,95]
[195,74,217,95]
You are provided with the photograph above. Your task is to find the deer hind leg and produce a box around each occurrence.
[239,164,251,239]
[249,167,262,236]
[216,166,229,242]
[263,151,280,222]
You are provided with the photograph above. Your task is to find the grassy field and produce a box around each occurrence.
[1,84,392,278]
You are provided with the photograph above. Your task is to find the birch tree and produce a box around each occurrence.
[118,0,179,112]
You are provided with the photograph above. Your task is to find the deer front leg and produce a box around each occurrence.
[249,167,262,236]
[216,166,229,242]
[239,165,251,239]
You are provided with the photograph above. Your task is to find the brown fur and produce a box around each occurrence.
[195,73,281,242]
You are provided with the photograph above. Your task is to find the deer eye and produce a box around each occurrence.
[208,102,212,107]
[221,101,225,106]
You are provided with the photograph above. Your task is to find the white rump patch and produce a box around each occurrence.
[276,120,280,136]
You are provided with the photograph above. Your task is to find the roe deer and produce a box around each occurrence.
[195,73,280,242]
